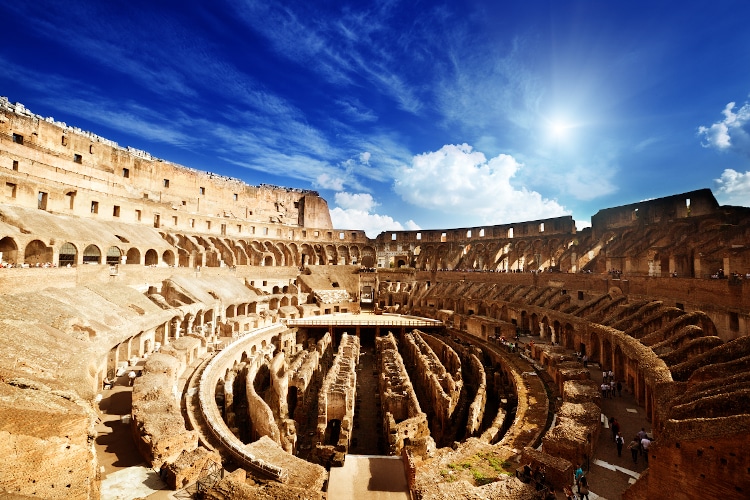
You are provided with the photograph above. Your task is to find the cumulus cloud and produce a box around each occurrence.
[334,192,376,211]
[698,101,750,156]
[714,169,750,207]
[330,191,420,238]
[394,144,568,224]
[314,173,345,191]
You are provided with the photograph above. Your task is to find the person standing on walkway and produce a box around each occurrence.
[574,463,584,487]
[616,432,624,457]
[578,475,590,500]
[641,436,652,463]
[628,436,640,463]
[611,418,620,441]
[601,382,609,399]
[128,370,136,386]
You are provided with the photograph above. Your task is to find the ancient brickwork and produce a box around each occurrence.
[400,330,462,444]
[316,333,359,457]
[376,332,431,455]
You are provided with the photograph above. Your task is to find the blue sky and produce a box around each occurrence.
[2,1,750,236]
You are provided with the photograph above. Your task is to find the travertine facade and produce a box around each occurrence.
[1,99,749,499]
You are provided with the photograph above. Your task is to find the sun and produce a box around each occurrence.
[550,120,572,140]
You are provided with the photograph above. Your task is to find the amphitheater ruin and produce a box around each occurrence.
[0,96,748,499]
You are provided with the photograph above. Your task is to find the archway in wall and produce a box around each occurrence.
[0,237,18,264]
[106,246,121,265]
[24,239,53,265]
[126,247,141,265]
[145,249,158,266]
[360,254,374,268]
[288,385,299,419]
[614,345,626,380]
[82,244,102,264]
[520,311,529,333]
[602,338,613,371]
[540,316,550,340]
[563,323,575,350]
[59,242,77,267]
[178,249,190,267]
[589,331,601,363]
[162,250,175,267]
[530,313,540,336]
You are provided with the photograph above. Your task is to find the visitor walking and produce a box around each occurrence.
[611,418,620,441]
[616,432,624,457]
[128,370,136,386]
[628,436,640,463]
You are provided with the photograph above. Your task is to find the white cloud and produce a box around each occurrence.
[699,101,750,156]
[334,192,376,211]
[714,169,750,207]
[394,144,568,224]
[330,191,421,238]
[314,173,345,191]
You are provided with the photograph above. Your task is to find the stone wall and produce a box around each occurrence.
[376,333,430,455]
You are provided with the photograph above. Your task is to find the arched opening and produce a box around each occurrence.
[59,242,77,267]
[126,247,141,265]
[82,244,102,264]
[288,386,299,419]
[264,255,274,266]
[325,419,341,445]
[145,249,158,266]
[0,237,18,265]
[106,246,121,265]
[24,239,53,265]
[162,249,175,267]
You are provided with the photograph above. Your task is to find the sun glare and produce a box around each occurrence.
[550,120,571,139]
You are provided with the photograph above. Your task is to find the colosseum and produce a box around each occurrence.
[0,97,748,500]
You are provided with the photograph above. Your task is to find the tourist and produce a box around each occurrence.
[611,418,620,441]
[128,370,136,386]
[574,463,584,486]
[582,354,588,367]
[578,476,590,500]
[601,382,609,399]
[617,380,623,397]
[641,436,652,462]
[628,436,640,463]
[616,432,624,457]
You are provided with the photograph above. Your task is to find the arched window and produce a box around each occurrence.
[59,242,77,267]
[83,244,102,264]
[106,246,121,265]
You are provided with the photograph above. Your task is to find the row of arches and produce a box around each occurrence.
[162,232,377,269]
[0,236,174,267]
[413,237,576,272]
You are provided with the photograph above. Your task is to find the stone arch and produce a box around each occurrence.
[0,236,18,264]
[602,337,613,371]
[360,246,376,268]
[82,244,102,264]
[144,249,159,266]
[24,239,53,265]
[59,242,77,267]
[106,246,122,266]
[589,330,601,362]
[563,322,575,350]
[337,245,350,265]
[162,249,175,266]
[263,255,274,266]
[126,247,141,265]
[530,312,540,336]
[614,344,626,380]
